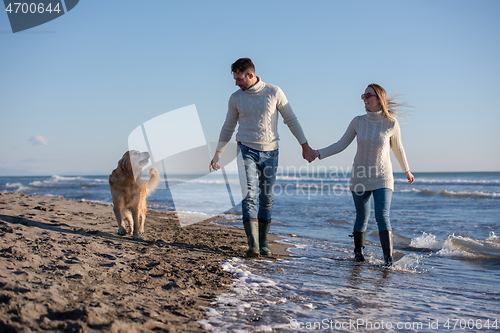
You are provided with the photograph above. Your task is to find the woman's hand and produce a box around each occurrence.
[405,171,415,184]
[312,150,320,161]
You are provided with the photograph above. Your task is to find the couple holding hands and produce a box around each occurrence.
[210,58,414,266]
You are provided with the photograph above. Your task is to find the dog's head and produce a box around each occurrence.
[118,150,151,179]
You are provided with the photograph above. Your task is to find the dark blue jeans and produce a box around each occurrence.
[352,188,393,232]
[238,143,279,223]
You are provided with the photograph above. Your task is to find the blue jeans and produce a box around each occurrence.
[238,143,279,223]
[352,188,393,232]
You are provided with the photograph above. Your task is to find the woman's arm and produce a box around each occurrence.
[390,122,414,184]
[405,170,415,184]
[316,117,358,160]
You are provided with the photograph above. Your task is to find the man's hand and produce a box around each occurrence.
[210,151,222,172]
[301,142,317,163]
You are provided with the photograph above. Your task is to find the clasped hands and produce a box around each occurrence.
[301,142,320,163]
[210,143,319,173]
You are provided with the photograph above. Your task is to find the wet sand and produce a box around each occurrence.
[0,191,290,332]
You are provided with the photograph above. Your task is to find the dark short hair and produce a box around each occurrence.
[231,58,255,74]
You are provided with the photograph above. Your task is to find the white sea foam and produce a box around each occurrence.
[217,213,242,222]
[27,175,106,187]
[395,178,500,185]
[80,199,111,206]
[220,258,277,287]
[486,231,499,243]
[410,232,443,250]
[5,182,23,189]
[393,253,425,273]
[398,188,500,199]
[199,257,291,332]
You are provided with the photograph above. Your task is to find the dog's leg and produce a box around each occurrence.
[139,211,146,234]
[113,205,128,236]
[139,190,147,234]
[124,210,134,235]
[131,207,142,241]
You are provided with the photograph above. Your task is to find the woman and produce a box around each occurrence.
[311,84,414,266]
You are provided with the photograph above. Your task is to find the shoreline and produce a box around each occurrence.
[0,191,291,332]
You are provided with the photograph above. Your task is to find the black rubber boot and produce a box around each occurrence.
[243,219,259,258]
[379,230,393,267]
[258,221,272,256]
[353,231,366,262]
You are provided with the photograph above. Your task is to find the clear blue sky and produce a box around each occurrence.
[1,0,499,176]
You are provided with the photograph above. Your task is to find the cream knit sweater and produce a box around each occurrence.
[318,110,410,192]
[216,78,307,152]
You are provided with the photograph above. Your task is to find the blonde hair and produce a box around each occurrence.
[368,83,406,122]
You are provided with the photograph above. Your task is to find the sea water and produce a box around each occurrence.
[2,172,499,332]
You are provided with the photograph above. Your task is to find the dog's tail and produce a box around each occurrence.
[142,167,160,194]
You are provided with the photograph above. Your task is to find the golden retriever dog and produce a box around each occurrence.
[109,150,160,240]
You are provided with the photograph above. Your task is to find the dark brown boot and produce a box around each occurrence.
[379,230,393,267]
[353,231,366,262]
[243,219,259,258]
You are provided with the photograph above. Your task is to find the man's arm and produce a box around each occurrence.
[276,88,309,157]
[215,96,239,152]
[210,96,238,172]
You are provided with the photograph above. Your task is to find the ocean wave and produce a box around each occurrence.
[274,183,349,192]
[277,176,351,182]
[410,232,500,260]
[171,176,349,186]
[52,175,87,181]
[5,182,30,192]
[28,175,107,187]
[399,188,500,199]
[5,182,23,189]
[166,178,233,185]
[395,178,500,186]
[24,176,108,188]
[438,233,500,259]
[276,176,499,186]
[2,175,110,197]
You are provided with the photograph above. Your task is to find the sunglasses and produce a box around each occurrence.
[361,93,377,99]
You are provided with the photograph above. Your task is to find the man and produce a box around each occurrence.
[210,58,315,257]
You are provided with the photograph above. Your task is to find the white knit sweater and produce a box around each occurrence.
[216,78,307,152]
[318,110,410,192]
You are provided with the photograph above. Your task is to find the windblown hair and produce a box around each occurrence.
[231,58,255,74]
[368,83,406,122]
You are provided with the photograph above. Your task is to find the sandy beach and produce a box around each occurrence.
[0,191,289,332]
